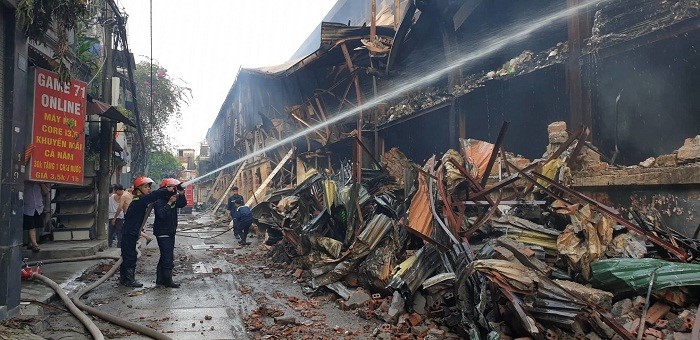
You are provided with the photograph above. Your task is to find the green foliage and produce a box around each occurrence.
[16,0,89,83]
[76,34,101,74]
[148,151,182,183]
[116,105,133,119]
[134,60,192,151]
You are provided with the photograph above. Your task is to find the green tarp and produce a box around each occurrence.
[591,258,700,296]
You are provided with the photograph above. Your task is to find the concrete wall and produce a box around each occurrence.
[0,2,28,320]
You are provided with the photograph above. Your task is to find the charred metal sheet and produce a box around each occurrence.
[302,209,331,234]
[325,281,352,300]
[389,244,442,295]
[319,22,395,52]
[468,255,633,339]
[488,215,560,253]
[358,225,405,294]
[422,273,456,295]
[587,0,700,54]
[311,214,393,288]
[407,160,437,243]
[382,147,413,189]
[460,139,494,181]
[445,158,502,217]
[481,121,510,187]
[441,150,467,197]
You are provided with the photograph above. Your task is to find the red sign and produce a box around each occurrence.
[28,68,87,185]
[184,184,194,208]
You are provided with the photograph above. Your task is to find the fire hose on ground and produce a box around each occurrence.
[27,242,173,340]
[30,273,104,340]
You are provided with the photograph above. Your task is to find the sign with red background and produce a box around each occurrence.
[28,68,87,185]
[184,184,194,208]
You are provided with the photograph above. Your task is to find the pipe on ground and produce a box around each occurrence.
[27,255,120,266]
[31,273,105,340]
[30,241,172,340]
[71,256,173,340]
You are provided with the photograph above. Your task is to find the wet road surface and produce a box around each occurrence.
[32,215,376,339]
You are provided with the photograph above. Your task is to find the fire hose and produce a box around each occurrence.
[70,252,173,340]
[25,209,230,337]
[28,242,173,340]
[30,273,104,340]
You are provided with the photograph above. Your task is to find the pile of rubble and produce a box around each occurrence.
[250,122,699,339]
[381,42,570,125]
[588,0,700,52]
[635,135,700,169]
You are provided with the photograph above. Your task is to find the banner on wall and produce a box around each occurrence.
[28,68,87,185]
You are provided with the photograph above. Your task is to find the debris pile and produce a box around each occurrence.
[250,121,699,339]
[588,0,700,52]
[578,134,700,172]
[381,42,570,125]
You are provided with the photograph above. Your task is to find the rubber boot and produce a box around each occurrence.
[119,268,128,285]
[155,265,163,286]
[162,269,180,288]
[122,268,143,287]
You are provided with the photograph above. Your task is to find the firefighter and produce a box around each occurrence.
[120,176,170,287]
[232,198,254,246]
[153,178,187,288]
[227,187,244,240]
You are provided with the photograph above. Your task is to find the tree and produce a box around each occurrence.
[132,60,191,175]
[17,0,88,83]
[134,60,191,150]
[147,151,182,183]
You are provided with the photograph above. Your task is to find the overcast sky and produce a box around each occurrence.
[117,0,336,151]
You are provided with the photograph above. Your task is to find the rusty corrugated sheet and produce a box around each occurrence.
[406,161,433,240]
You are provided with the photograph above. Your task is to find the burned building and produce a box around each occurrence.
[205,0,699,234]
[204,1,700,338]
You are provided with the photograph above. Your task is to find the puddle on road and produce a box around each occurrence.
[179,226,228,233]
[192,261,232,274]
[191,244,231,250]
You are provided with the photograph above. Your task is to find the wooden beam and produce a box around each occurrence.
[246,148,295,206]
[290,111,328,143]
[394,0,400,29]
[370,0,377,42]
[203,169,227,204]
[341,42,364,182]
[210,160,248,214]
[566,0,592,129]
[453,1,481,31]
[314,97,331,140]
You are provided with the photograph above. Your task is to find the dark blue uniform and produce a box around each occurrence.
[153,192,187,274]
[120,188,169,275]
[227,194,244,238]
[232,204,254,245]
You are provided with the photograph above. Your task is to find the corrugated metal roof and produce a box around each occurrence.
[244,22,394,77]
[291,0,409,59]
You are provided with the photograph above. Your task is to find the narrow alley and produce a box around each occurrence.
[1,1,699,340]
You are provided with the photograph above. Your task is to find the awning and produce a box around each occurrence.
[86,95,136,127]
[112,140,124,152]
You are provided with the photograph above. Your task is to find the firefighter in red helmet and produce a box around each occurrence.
[119,176,171,287]
[153,178,187,288]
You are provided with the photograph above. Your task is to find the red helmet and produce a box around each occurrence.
[133,176,154,188]
[160,178,181,188]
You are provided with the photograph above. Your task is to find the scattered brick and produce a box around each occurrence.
[645,302,671,325]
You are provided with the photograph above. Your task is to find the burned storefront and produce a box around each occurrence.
[205,0,700,338]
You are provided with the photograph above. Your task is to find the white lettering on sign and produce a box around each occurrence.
[40,94,82,115]
[37,73,71,94]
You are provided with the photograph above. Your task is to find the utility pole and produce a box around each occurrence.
[96,4,114,241]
